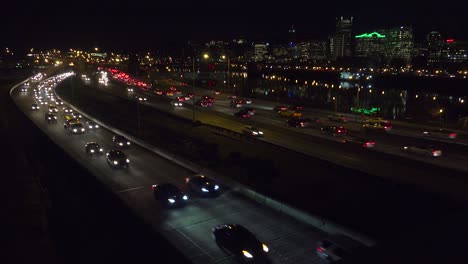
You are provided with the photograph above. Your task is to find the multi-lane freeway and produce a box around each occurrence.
[12,72,348,264]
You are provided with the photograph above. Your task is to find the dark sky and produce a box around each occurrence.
[2,0,467,53]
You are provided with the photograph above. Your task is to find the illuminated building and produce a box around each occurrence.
[354,32,386,58]
[380,26,414,64]
[426,31,444,65]
[441,39,468,63]
[329,17,353,59]
[254,43,268,62]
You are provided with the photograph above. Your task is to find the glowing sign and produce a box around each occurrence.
[355,32,386,39]
[350,107,381,115]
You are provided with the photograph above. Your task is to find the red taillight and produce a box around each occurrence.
[151,184,157,189]
[337,130,342,133]
[317,247,324,253]
[449,133,457,138]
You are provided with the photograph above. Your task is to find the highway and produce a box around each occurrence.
[13,72,334,264]
[77,71,468,202]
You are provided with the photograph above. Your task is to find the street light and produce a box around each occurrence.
[221,55,230,94]
[192,53,209,123]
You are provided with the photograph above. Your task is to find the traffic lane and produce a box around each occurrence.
[90,78,468,174]
[119,184,325,264]
[46,78,331,264]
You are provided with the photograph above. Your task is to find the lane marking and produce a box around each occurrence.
[175,228,216,261]
[117,186,144,193]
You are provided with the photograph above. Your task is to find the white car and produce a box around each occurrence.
[402,145,442,157]
[171,101,183,107]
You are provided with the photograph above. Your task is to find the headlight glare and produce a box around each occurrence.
[242,250,253,258]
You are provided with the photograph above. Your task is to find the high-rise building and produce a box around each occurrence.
[329,17,353,60]
[441,39,468,63]
[254,43,268,62]
[426,31,444,65]
[288,25,296,45]
[380,26,414,65]
[310,40,328,60]
[354,32,386,58]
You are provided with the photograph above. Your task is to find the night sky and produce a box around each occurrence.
[2,0,467,53]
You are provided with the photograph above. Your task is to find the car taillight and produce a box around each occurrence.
[449,133,457,138]
[337,130,342,133]
[316,247,324,253]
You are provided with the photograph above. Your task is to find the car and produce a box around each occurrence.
[288,105,303,111]
[242,126,264,137]
[175,96,186,102]
[113,135,131,147]
[69,122,86,134]
[56,100,64,105]
[212,224,269,262]
[402,145,442,157]
[21,87,28,92]
[106,149,130,168]
[185,175,220,196]
[422,128,458,139]
[136,95,147,102]
[362,119,392,132]
[303,117,321,126]
[151,183,188,207]
[31,103,40,110]
[182,94,192,101]
[234,109,251,118]
[230,100,243,108]
[45,113,57,123]
[273,105,288,112]
[64,116,80,129]
[201,95,215,103]
[240,98,252,104]
[242,107,255,116]
[24,82,30,86]
[171,100,183,107]
[278,109,302,118]
[342,136,376,148]
[286,118,309,127]
[86,121,99,129]
[63,107,73,113]
[127,87,134,92]
[316,234,365,263]
[196,100,213,107]
[321,126,348,136]
[214,90,220,95]
[71,112,83,119]
[85,142,103,156]
[328,113,349,122]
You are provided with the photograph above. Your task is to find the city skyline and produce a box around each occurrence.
[2,0,467,52]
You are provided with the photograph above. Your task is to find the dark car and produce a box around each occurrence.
[185,175,220,196]
[402,145,442,157]
[212,224,269,263]
[242,107,256,116]
[321,126,348,136]
[286,118,309,128]
[316,234,365,263]
[45,113,57,123]
[196,99,213,107]
[151,183,188,207]
[242,126,264,137]
[234,109,251,118]
[342,137,376,148]
[201,95,215,103]
[85,142,104,156]
[273,105,288,112]
[86,121,99,129]
[31,103,40,110]
[106,149,129,168]
[422,128,458,139]
[69,123,86,134]
[230,100,243,108]
[288,105,303,111]
[113,135,131,147]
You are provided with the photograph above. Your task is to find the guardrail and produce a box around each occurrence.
[53,77,376,248]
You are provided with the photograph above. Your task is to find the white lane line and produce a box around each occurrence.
[117,186,144,193]
[175,228,216,261]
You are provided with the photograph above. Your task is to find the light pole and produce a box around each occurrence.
[221,55,230,93]
[191,53,209,123]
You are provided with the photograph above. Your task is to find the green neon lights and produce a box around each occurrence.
[350,107,381,115]
[355,32,386,39]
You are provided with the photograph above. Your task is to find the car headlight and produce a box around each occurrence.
[262,244,269,252]
[89,126,93,129]
[258,131,263,135]
[73,129,78,132]
[242,250,253,258]
[99,148,103,152]
[126,159,130,163]
[119,143,123,146]
[252,131,258,135]
[113,161,118,165]
[127,142,130,145]
[168,198,176,204]
[81,128,85,132]
[95,125,99,128]
[214,185,219,190]
[183,195,188,200]
[90,149,95,153]
[202,188,209,192]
